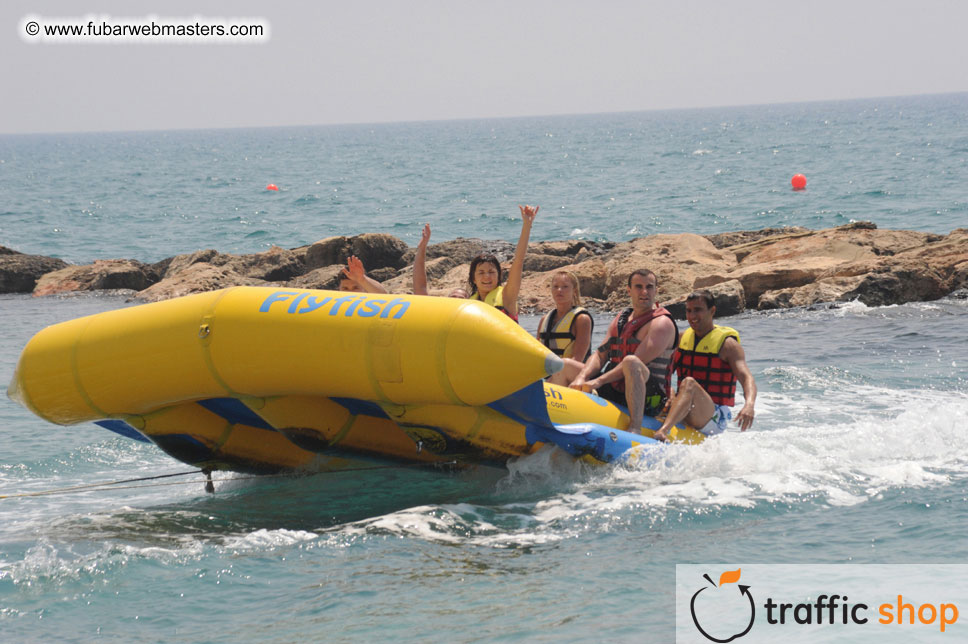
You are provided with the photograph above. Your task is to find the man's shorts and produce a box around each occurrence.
[595,383,665,417]
[700,404,732,436]
[595,382,625,406]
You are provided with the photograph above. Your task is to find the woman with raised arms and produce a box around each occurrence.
[413,205,538,321]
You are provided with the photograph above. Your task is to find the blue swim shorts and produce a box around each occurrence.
[699,404,732,436]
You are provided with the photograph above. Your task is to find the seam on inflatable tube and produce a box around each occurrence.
[71,315,111,419]
[197,288,242,398]
[435,303,464,406]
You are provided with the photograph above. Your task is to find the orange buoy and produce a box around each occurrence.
[791,174,807,190]
[266,183,279,191]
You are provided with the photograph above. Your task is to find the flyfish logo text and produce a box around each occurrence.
[259,291,410,319]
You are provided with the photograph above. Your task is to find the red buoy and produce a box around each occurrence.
[266,183,279,191]
[791,174,807,190]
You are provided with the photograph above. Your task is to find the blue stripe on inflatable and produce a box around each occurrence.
[487,382,665,464]
[330,397,391,419]
[94,419,151,443]
[197,398,276,430]
[528,422,662,464]
[487,381,551,428]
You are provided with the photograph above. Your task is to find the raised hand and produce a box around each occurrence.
[344,255,367,283]
[519,204,539,223]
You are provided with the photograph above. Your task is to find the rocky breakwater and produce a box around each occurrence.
[4,223,966,316]
[0,246,68,293]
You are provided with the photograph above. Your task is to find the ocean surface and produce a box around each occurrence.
[2,94,968,643]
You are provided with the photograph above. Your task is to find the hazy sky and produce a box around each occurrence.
[4,0,967,134]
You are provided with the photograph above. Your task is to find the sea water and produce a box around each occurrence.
[1,94,967,643]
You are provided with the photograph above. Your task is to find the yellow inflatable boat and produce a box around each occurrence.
[8,287,703,474]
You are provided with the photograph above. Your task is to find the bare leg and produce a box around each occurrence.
[653,377,716,441]
[548,358,586,386]
[621,355,649,434]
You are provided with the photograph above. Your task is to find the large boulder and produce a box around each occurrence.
[842,268,948,307]
[135,263,266,302]
[800,228,968,307]
[758,276,868,310]
[568,258,610,301]
[382,256,458,294]
[33,259,157,296]
[157,247,306,283]
[517,259,610,314]
[699,223,944,307]
[600,233,737,304]
[696,259,844,307]
[156,249,220,278]
[286,265,345,290]
[727,223,938,265]
[529,240,613,257]
[664,279,746,319]
[305,233,409,271]
[522,253,575,273]
[224,246,306,282]
[428,264,474,297]
[422,237,515,264]
[703,227,809,249]
[0,248,69,293]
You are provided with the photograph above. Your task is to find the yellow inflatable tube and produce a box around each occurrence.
[10,287,563,426]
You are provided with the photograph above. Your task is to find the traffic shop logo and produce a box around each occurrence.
[690,568,755,642]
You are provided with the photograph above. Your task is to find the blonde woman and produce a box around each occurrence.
[536,271,594,385]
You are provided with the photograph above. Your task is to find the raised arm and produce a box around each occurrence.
[502,205,538,318]
[413,223,430,296]
[344,255,387,294]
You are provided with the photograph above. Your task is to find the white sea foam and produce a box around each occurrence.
[569,393,968,518]
[313,393,968,549]
[341,506,468,544]
[222,528,318,550]
[4,537,207,589]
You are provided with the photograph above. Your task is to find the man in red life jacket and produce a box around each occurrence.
[653,290,757,442]
[569,269,678,433]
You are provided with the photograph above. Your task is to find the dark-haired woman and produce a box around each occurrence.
[414,205,537,321]
[466,204,537,322]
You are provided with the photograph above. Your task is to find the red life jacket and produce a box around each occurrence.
[599,306,676,396]
[673,325,740,406]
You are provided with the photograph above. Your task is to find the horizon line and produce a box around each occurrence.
[3,90,966,138]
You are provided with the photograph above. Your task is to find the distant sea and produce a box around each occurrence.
[2,94,967,643]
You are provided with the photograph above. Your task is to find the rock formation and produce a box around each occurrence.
[4,223,964,317]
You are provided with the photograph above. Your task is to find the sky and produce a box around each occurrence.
[4,0,967,134]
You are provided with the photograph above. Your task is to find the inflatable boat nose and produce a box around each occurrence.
[544,353,564,378]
